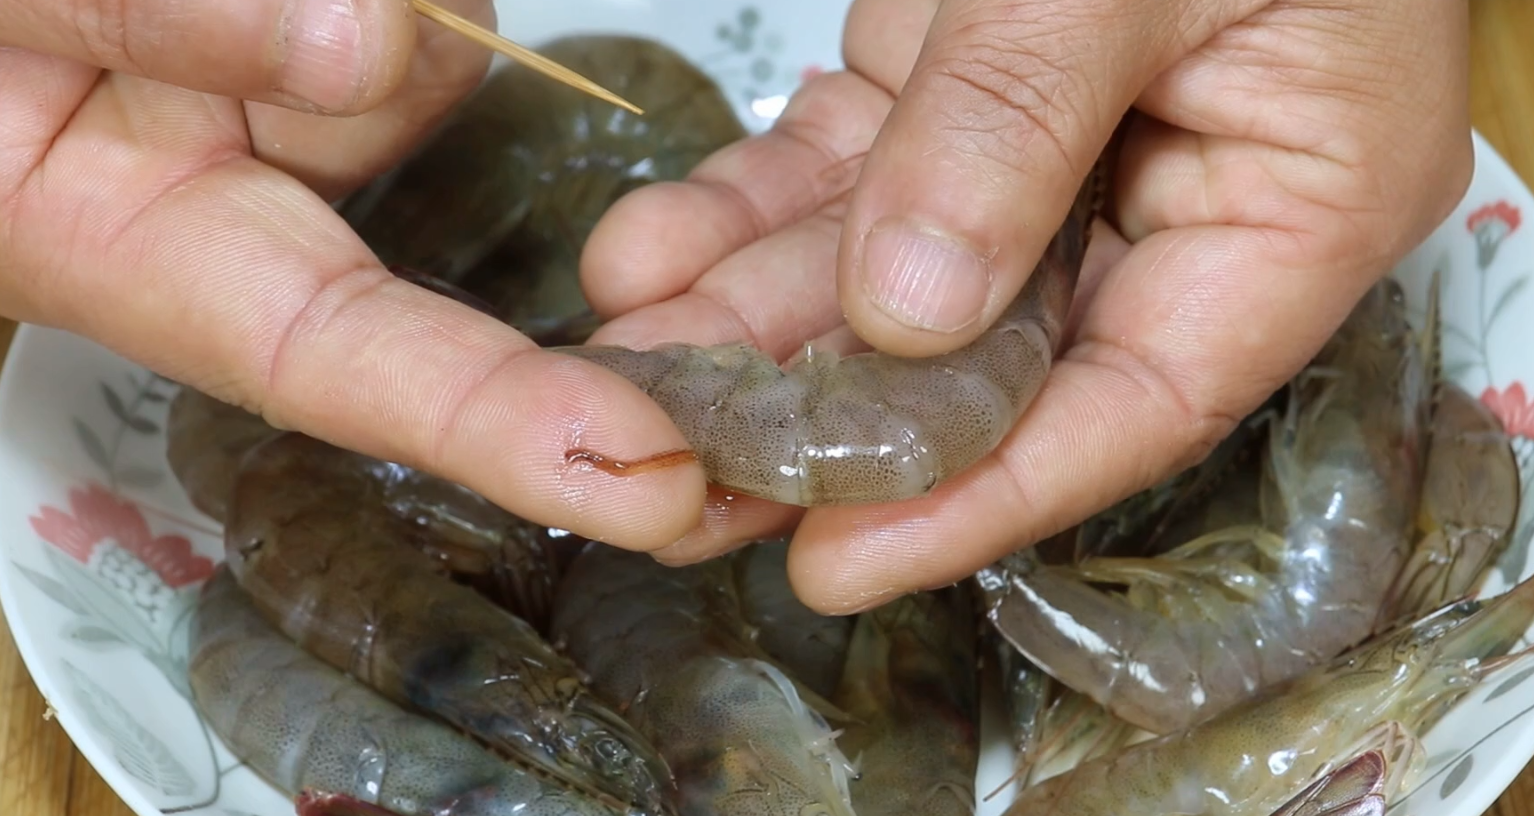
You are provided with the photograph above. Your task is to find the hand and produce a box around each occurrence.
[0,0,706,548]
[580,0,1472,612]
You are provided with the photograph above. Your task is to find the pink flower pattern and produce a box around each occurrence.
[1483,382,1534,441]
[29,482,213,589]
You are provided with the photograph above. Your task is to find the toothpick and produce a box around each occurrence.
[411,0,644,115]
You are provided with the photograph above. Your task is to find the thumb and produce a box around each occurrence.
[0,0,423,114]
[837,0,1236,357]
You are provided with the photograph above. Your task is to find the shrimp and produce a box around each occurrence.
[983,277,1436,735]
[833,588,980,816]
[223,432,672,816]
[734,539,855,698]
[1382,381,1522,622]
[550,543,857,816]
[188,567,615,816]
[550,129,1120,507]
[165,387,282,522]
[999,571,1534,816]
[342,35,747,339]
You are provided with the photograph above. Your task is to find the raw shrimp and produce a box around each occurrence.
[551,136,1118,507]
[550,543,857,816]
[223,432,672,816]
[833,588,980,816]
[999,571,1534,816]
[342,35,746,338]
[1382,381,1522,622]
[188,567,614,816]
[984,278,1436,735]
[166,387,282,521]
[734,539,854,698]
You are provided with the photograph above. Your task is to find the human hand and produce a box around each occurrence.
[0,0,706,548]
[579,0,1473,612]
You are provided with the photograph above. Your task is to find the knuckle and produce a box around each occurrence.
[914,36,1088,182]
[71,0,145,74]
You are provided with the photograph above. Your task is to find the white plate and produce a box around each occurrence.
[3,3,1534,815]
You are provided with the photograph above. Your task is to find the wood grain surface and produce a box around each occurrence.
[2,2,1533,813]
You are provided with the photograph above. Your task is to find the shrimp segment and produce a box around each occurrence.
[223,432,672,816]
[834,588,980,816]
[984,278,1436,735]
[550,543,857,816]
[552,148,1111,506]
[1382,381,1522,622]
[733,539,855,699]
[188,567,614,816]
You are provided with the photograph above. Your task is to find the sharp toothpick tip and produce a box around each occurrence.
[410,0,644,115]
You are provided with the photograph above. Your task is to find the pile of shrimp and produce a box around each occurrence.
[162,33,1534,816]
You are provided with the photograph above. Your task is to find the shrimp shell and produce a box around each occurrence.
[188,567,614,816]
[984,277,1435,735]
[1000,571,1534,816]
[833,588,980,816]
[550,543,857,816]
[734,539,854,699]
[224,432,672,816]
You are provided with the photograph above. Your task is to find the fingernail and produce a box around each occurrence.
[282,0,365,112]
[859,219,992,333]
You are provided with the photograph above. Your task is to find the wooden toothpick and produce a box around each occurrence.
[411,0,644,115]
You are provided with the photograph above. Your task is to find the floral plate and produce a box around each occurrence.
[3,4,1534,816]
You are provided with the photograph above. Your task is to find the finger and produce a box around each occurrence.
[649,488,803,567]
[580,69,888,318]
[246,0,494,201]
[1119,1,1473,260]
[0,0,416,114]
[836,0,1255,357]
[590,205,849,362]
[786,222,1383,613]
[0,72,706,549]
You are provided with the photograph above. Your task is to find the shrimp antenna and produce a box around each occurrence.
[411,0,645,115]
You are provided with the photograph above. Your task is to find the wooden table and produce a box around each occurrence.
[3,1,1534,812]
